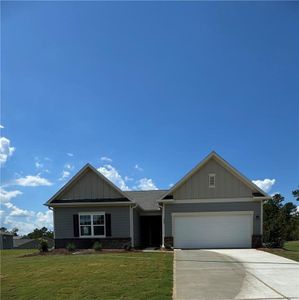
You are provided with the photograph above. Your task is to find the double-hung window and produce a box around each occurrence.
[79,212,105,237]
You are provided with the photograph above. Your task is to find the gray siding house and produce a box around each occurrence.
[46,152,270,249]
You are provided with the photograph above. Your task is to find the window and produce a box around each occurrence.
[79,212,105,237]
[209,174,216,188]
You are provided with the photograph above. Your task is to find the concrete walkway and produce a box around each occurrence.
[174,249,299,300]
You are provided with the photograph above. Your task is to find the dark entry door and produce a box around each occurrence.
[140,216,162,247]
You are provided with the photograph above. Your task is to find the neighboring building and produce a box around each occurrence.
[45,151,270,249]
[0,232,14,249]
[13,237,54,249]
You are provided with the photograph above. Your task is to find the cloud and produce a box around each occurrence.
[134,164,143,172]
[97,164,129,191]
[136,178,158,190]
[252,178,276,193]
[64,163,74,170]
[59,170,70,181]
[124,176,133,182]
[4,202,34,217]
[15,175,53,187]
[0,125,4,129]
[169,183,174,188]
[35,210,53,228]
[0,137,15,165]
[67,153,74,157]
[100,156,112,163]
[0,187,22,203]
[35,161,44,169]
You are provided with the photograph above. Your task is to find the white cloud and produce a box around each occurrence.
[169,183,174,188]
[124,176,133,182]
[59,170,70,181]
[15,175,53,187]
[100,156,112,163]
[134,164,143,172]
[136,178,158,191]
[0,187,22,203]
[0,137,15,165]
[35,210,53,228]
[97,164,129,191]
[67,153,74,157]
[252,178,276,193]
[65,163,74,170]
[0,125,4,129]
[4,202,34,217]
[35,161,44,169]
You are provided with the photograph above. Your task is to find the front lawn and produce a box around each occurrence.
[260,241,299,262]
[1,250,173,299]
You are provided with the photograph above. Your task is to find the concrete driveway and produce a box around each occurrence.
[174,249,299,300]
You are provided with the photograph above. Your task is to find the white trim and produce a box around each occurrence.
[208,173,216,188]
[172,197,258,204]
[261,201,263,235]
[79,212,106,238]
[157,151,270,202]
[162,203,165,248]
[49,202,134,207]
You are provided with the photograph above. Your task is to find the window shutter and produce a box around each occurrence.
[105,213,112,237]
[73,214,79,237]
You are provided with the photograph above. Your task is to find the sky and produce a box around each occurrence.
[1,1,298,235]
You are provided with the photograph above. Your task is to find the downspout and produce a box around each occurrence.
[130,204,137,248]
[159,203,165,248]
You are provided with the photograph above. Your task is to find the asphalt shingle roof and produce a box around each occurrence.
[125,190,168,211]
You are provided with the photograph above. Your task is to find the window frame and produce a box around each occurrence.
[209,173,216,188]
[79,212,106,238]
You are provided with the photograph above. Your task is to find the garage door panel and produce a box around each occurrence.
[173,213,253,249]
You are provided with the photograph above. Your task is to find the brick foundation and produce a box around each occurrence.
[164,236,173,248]
[55,238,131,249]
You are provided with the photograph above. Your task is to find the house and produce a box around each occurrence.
[0,232,14,249]
[13,236,54,249]
[45,151,270,249]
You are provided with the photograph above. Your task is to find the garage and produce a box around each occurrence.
[173,211,253,249]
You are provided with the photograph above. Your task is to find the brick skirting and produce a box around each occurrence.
[164,236,173,248]
[55,238,131,249]
[252,235,262,248]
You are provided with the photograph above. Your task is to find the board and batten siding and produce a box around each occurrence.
[173,158,253,199]
[60,169,123,200]
[164,202,262,236]
[54,206,130,239]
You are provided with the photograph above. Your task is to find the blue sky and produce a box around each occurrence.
[1,2,298,234]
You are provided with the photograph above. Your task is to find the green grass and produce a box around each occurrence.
[261,241,299,262]
[1,250,173,300]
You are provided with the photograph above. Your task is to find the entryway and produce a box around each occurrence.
[140,215,162,247]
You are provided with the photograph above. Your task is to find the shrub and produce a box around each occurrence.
[39,238,48,252]
[92,241,102,251]
[66,242,76,252]
[124,244,131,251]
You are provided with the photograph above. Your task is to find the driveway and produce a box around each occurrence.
[174,249,299,300]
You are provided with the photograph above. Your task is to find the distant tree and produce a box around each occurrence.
[0,227,8,233]
[263,194,298,246]
[24,227,54,239]
[11,227,19,236]
[293,187,299,201]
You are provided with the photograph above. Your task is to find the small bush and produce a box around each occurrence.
[66,242,76,252]
[124,244,131,251]
[39,238,48,252]
[92,241,102,251]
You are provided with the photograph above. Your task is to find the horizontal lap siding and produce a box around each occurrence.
[164,202,262,236]
[54,206,130,238]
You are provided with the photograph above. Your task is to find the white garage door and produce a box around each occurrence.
[173,212,253,249]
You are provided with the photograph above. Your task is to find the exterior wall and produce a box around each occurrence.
[0,235,13,249]
[61,169,123,200]
[54,206,131,239]
[173,158,253,199]
[164,201,262,236]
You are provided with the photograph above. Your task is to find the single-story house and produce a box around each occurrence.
[45,151,270,249]
[13,237,54,249]
[0,232,14,249]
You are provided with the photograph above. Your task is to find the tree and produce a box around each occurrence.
[293,187,299,201]
[24,227,54,239]
[263,193,298,247]
[0,227,8,233]
[11,227,19,236]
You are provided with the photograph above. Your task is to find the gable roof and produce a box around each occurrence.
[45,164,134,206]
[125,190,167,211]
[158,151,271,201]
